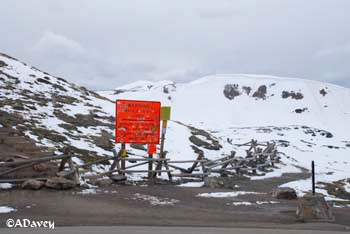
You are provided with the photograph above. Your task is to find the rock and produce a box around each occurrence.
[32,163,48,172]
[110,174,127,183]
[0,60,8,67]
[320,88,328,96]
[242,86,252,95]
[296,193,335,222]
[22,179,45,190]
[223,84,241,100]
[56,171,77,181]
[282,91,304,100]
[272,187,298,200]
[252,85,267,99]
[204,176,247,189]
[95,178,113,186]
[45,177,76,190]
[295,108,308,114]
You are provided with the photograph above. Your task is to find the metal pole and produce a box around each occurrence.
[312,160,315,195]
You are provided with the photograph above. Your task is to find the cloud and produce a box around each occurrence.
[29,31,117,89]
[316,44,350,57]
[1,0,349,89]
[28,31,204,89]
[32,31,84,56]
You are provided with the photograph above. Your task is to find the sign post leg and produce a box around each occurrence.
[121,143,126,176]
[158,120,167,176]
[148,153,153,182]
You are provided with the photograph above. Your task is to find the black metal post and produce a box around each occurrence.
[312,160,315,195]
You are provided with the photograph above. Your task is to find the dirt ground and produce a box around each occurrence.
[1,173,350,231]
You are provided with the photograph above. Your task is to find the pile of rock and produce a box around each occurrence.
[296,193,335,222]
[22,177,77,190]
[271,187,298,200]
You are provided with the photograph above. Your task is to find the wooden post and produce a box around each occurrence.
[200,160,207,179]
[59,147,71,171]
[68,156,80,185]
[121,143,126,176]
[59,158,68,172]
[157,120,168,176]
[188,153,203,173]
[163,160,172,182]
[110,148,122,175]
[148,153,154,184]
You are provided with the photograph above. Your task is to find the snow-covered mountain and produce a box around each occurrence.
[98,75,350,197]
[100,75,350,136]
[1,52,349,198]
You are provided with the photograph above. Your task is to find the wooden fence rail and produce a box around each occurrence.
[0,139,280,184]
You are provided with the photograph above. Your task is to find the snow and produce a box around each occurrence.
[132,193,179,206]
[0,183,14,189]
[281,178,350,201]
[0,206,16,213]
[177,182,204,187]
[333,204,350,208]
[77,188,97,195]
[197,191,262,198]
[256,201,280,205]
[231,202,253,206]
[228,201,280,206]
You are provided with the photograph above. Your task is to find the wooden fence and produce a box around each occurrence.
[0,139,280,184]
[88,139,280,182]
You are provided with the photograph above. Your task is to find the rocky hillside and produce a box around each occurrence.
[0,52,115,164]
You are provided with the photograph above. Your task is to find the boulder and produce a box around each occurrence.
[32,163,48,172]
[110,174,127,184]
[95,178,113,186]
[45,177,76,190]
[272,187,298,200]
[252,85,267,99]
[223,84,241,100]
[22,179,45,190]
[296,193,335,222]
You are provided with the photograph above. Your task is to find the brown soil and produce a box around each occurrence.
[1,172,349,229]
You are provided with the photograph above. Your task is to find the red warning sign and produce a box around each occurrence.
[116,100,161,144]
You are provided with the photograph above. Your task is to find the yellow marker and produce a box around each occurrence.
[160,106,171,120]
[122,149,127,158]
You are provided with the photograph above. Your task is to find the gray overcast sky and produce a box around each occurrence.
[1,0,350,90]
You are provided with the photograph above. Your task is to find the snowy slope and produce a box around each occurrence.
[98,74,350,197]
[0,52,115,163]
